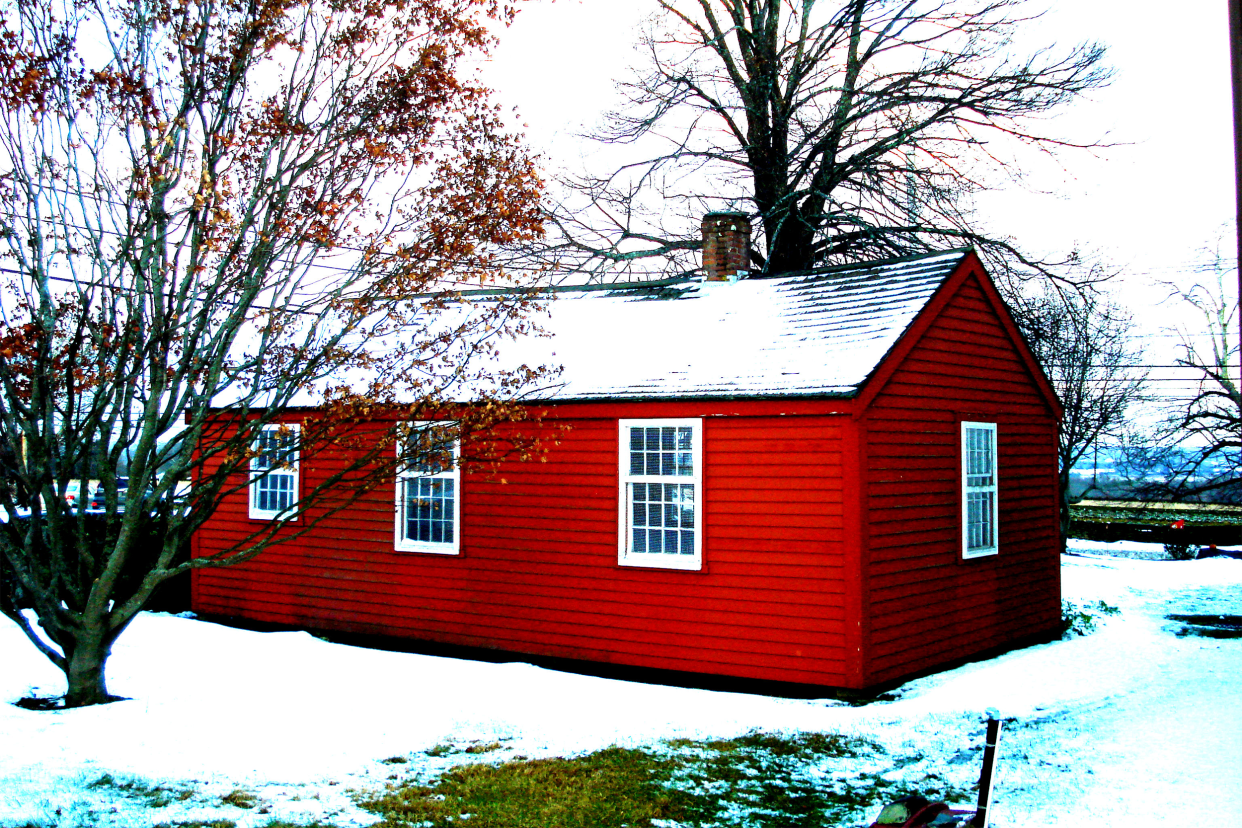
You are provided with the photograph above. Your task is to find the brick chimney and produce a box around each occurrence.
[700,212,751,282]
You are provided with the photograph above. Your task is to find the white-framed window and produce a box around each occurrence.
[395,421,460,555]
[961,421,999,559]
[249,423,300,520]
[618,419,703,570]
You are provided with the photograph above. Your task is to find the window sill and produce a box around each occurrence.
[248,511,299,522]
[619,555,702,571]
[962,547,998,560]
[396,542,460,556]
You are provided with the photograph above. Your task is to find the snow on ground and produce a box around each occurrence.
[2,541,1239,827]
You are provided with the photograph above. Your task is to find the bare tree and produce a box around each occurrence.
[1128,239,1242,503]
[523,0,1110,284]
[0,0,547,707]
[1013,287,1147,547]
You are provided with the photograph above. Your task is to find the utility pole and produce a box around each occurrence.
[1231,0,1242,360]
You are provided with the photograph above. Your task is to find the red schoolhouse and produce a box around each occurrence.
[192,225,1062,692]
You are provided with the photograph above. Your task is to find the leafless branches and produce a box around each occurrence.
[521,0,1111,285]
[1013,285,1147,544]
[1129,239,1242,503]
[0,0,545,705]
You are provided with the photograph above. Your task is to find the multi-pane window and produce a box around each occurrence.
[395,422,460,555]
[249,424,299,519]
[619,419,702,570]
[962,422,999,558]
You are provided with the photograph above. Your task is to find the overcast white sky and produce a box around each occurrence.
[483,1,1235,282]
[478,0,1238,407]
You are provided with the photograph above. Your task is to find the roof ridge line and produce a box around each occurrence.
[776,247,972,280]
[413,249,971,300]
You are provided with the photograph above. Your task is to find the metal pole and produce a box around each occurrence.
[971,715,1003,828]
[1230,0,1242,361]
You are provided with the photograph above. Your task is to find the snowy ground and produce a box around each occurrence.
[2,541,1239,828]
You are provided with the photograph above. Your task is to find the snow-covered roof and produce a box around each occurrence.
[510,249,969,401]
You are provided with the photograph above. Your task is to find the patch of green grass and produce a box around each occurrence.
[423,743,456,757]
[464,741,504,755]
[382,756,410,764]
[153,821,236,828]
[360,730,966,828]
[87,774,196,808]
[675,730,877,759]
[219,788,259,809]
[1062,599,1121,636]
[659,730,922,827]
[89,774,118,789]
[360,747,690,828]
[422,739,510,759]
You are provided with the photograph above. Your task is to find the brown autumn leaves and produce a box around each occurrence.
[0,0,552,706]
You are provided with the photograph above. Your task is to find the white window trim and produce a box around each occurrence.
[394,421,461,555]
[618,418,703,571]
[249,423,300,521]
[961,421,999,559]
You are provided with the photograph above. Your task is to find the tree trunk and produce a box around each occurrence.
[760,207,819,274]
[63,629,116,708]
[1058,469,1072,556]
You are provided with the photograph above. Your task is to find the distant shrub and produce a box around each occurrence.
[1062,600,1120,637]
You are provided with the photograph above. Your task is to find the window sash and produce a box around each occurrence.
[254,472,296,514]
[395,422,460,554]
[619,419,702,570]
[402,477,456,545]
[249,424,299,519]
[962,422,998,558]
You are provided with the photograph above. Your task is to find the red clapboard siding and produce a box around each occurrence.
[191,253,1059,693]
[858,268,1060,687]
[193,411,856,686]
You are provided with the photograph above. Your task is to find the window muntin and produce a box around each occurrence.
[619,419,702,570]
[249,424,299,519]
[395,422,460,555]
[962,422,998,558]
